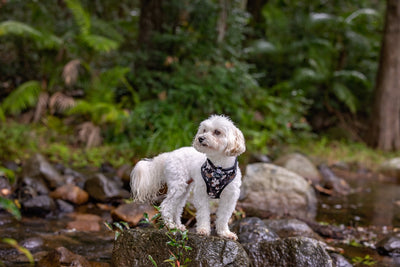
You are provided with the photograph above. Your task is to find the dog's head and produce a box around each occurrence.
[193,115,245,157]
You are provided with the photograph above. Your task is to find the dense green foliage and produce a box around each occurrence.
[0,0,385,159]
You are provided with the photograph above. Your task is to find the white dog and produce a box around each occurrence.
[130,115,245,240]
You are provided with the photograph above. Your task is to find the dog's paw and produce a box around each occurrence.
[176,224,187,231]
[196,228,210,236]
[218,230,238,240]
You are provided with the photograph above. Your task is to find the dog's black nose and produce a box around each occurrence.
[198,136,205,143]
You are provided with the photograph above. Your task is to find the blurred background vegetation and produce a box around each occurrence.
[0,0,389,167]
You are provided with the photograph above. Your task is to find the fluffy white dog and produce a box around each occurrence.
[130,115,245,240]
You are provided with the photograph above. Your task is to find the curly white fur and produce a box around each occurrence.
[130,115,245,240]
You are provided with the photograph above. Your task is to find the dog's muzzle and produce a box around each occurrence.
[198,136,205,144]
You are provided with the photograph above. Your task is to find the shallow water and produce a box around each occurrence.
[316,171,400,266]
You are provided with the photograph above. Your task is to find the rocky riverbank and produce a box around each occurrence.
[1,153,400,266]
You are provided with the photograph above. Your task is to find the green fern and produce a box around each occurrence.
[65,0,91,35]
[1,81,42,116]
[81,34,119,52]
[65,0,120,52]
[0,20,61,49]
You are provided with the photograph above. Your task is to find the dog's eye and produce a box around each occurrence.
[203,129,206,133]
[214,129,221,136]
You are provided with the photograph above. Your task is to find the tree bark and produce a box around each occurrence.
[368,0,400,151]
[138,0,163,49]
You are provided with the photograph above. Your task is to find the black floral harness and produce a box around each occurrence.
[200,158,238,199]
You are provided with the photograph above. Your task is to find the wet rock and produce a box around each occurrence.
[274,153,321,184]
[318,164,351,195]
[18,176,49,197]
[255,237,332,267]
[38,246,91,267]
[111,202,158,226]
[55,199,75,213]
[379,158,400,180]
[264,218,322,240]
[22,195,56,215]
[112,228,250,266]
[50,184,89,205]
[329,253,352,267]
[67,213,102,232]
[63,167,87,188]
[116,164,132,183]
[23,154,64,189]
[85,173,130,202]
[240,163,317,220]
[19,237,44,251]
[231,217,279,244]
[376,232,400,256]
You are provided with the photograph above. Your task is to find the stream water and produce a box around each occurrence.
[1,170,400,266]
[317,170,400,266]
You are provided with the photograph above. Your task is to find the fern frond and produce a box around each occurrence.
[334,70,369,86]
[1,81,42,115]
[345,8,379,24]
[0,20,61,49]
[65,0,91,35]
[81,34,119,52]
[91,17,124,44]
[0,20,42,38]
[332,82,358,113]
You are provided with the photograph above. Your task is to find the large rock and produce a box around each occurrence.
[50,184,89,205]
[111,202,158,226]
[240,163,317,220]
[112,228,250,266]
[85,173,129,202]
[255,237,332,267]
[22,154,64,189]
[376,232,400,256]
[264,218,322,240]
[274,153,321,184]
[379,158,400,181]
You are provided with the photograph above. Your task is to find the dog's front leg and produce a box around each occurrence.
[193,189,211,236]
[215,187,239,240]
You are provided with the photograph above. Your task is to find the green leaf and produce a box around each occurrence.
[332,82,358,113]
[81,34,119,52]
[65,0,91,35]
[0,198,21,220]
[1,81,41,115]
[2,238,34,265]
[345,8,379,24]
[0,20,61,49]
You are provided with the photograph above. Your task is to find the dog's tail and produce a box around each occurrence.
[130,155,166,203]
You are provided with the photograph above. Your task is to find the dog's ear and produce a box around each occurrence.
[225,127,246,156]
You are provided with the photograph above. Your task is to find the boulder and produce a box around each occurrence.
[240,163,317,220]
[264,218,322,240]
[22,154,64,189]
[85,173,130,202]
[112,228,250,266]
[111,202,158,226]
[274,153,321,184]
[379,158,400,180]
[50,184,89,205]
[231,217,279,244]
[21,195,56,215]
[254,237,332,267]
[376,232,400,256]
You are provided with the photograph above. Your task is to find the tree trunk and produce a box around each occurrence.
[138,0,163,49]
[368,0,400,151]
